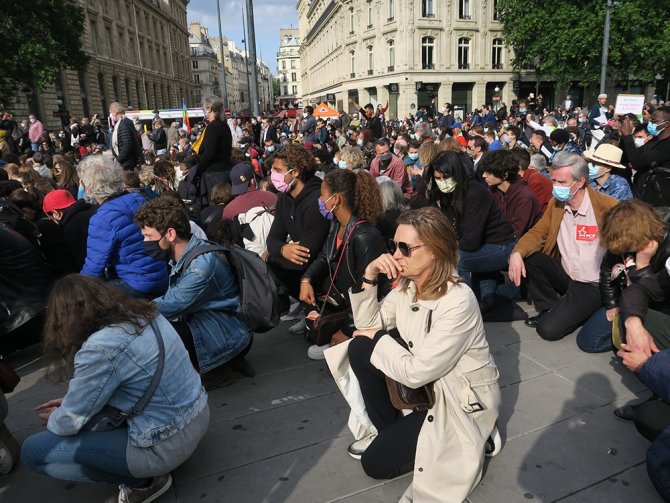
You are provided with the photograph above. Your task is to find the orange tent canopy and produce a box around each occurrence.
[313,102,339,118]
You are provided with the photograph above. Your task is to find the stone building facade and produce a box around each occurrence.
[297,0,536,119]
[189,22,221,102]
[276,29,303,109]
[7,0,195,131]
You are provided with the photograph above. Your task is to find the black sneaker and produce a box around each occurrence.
[613,405,637,422]
[114,473,172,503]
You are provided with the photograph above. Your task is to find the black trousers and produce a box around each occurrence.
[634,400,670,501]
[524,253,602,341]
[170,320,252,372]
[348,336,426,479]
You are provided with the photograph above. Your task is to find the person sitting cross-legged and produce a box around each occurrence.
[134,197,254,390]
[508,152,619,341]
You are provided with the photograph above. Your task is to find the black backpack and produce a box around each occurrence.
[180,243,280,333]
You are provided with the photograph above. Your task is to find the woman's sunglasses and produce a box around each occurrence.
[389,240,424,257]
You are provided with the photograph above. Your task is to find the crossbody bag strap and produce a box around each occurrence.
[126,317,166,417]
[320,219,366,316]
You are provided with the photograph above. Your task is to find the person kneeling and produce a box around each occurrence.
[21,275,209,502]
[134,197,254,390]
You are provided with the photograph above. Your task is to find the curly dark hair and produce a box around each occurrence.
[323,169,382,224]
[134,195,192,239]
[477,150,520,183]
[43,274,157,381]
[273,143,316,182]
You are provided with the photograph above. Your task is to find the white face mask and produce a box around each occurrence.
[303,112,308,118]
[633,137,646,148]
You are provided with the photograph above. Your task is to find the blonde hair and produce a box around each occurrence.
[397,207,460,300]
[338,145,365,170]
[418,141,442,168]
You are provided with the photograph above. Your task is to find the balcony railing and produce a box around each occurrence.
[387,16,394,22]
[367,69,374,75]
[458,63,470,69]
[492,63,504,69]
[387,65,394,72]
[422,63,435,70]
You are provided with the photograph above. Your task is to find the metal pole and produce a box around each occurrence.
[241,6,253,113]
[132,1,148,108]
[216,0,229,108]
[245,0,260,116]
[599,0,612,95]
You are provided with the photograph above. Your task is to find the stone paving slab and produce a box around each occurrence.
[0,312,663,503]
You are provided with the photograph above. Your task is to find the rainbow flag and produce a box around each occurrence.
[182,98,191,134]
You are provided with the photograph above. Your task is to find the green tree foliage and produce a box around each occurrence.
[497,0,670,87]
[272,78,281,98]
[0,0,89,107]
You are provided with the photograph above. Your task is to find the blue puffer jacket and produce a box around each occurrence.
[81,191,168,294]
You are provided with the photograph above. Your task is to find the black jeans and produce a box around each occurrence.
[524,253,602,341]
[348,336,426,479]
[634,400,670,501]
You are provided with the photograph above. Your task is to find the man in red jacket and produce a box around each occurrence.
[369,138,412,199]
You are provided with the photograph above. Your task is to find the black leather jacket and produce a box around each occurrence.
[303,216,388,335]
[600,230,670,309]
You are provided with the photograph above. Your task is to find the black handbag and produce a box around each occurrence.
[384,312,436,411]
[0,357,20,394]
[304,220,365,346]
[85,318,165,432]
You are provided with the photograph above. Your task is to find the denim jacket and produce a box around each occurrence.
[47,314,208,448]
[154,236,251,372]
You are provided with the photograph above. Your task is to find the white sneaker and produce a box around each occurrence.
[307,344,328,360]
[485,424,502,457]
[281,301,303,322]
[347,433,377,460]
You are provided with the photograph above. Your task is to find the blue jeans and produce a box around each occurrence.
[21,428,141,485]
[576,307,613,353]
[31,142,39,152]
[458,241,516,307]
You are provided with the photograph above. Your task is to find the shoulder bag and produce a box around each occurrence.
[385,311,436,411]
[85,318,165,432]
[304,220,365,346]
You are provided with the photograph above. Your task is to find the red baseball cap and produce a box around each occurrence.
[43,189,76,214]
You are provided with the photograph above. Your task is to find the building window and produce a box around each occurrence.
[194,74,200,84]
[459,0,471,19]
[388,40,395,70]
[291,59,296,69]
[292,85,297,94]
[367,4,373,28]
[458,37,470,69]
[349,8,354,33]
[106,26,114,58]
[282,60,286,69]
[291,72,296,81]
[125,78,131,105]
[493,0,500,20]
[492,38,504,69]
[90,20,99,52]
[422,36,435,69]
[367,45,374,75]
[241,91,245,102]
[97,73,107,114]
[193,60,198,69]
[388,0,394,20]
[422,0,434,18]
[350,51,355,77]
[78,71,90,118]
[283,86,288,95]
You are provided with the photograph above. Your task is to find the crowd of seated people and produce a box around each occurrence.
[0,97,669,502]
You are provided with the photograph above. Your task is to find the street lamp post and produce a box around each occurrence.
[216,0,229,108]
[599,0,612,95]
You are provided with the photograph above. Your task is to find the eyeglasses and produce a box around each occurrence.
[389,240,424,257]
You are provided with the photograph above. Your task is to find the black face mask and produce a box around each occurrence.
[144,237,170,262]
[379,152,393,170]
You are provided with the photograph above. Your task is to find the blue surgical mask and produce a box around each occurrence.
[647,121,666,137]
[408,152,419,160]
[266,145,275,153]
[552,181,578,202]
[318,195,337,220]
[338,160,348,169]
[588,162,601,180]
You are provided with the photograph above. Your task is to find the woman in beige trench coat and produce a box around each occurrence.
[328,207,501,503]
